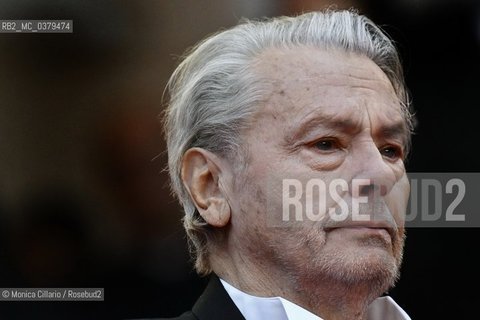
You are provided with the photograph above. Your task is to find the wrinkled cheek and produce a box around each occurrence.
[394,231,406,265]
[269,225,328,266]
[386,174,410,228]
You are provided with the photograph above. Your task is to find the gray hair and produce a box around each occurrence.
[164,9,414,275]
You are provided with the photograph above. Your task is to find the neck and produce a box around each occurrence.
[211,250,382,320]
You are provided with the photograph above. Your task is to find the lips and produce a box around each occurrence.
[325,221,397,240]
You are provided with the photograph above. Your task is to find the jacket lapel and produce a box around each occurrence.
[192,275,245,320]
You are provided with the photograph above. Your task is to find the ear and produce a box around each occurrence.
[181,148,231,227]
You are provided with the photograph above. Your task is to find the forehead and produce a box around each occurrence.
[249,46,404,127]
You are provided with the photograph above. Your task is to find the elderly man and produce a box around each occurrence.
[162,9,414,320]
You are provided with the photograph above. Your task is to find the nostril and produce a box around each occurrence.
[359,184,375,196]
[358,184,388,196]
[380,185,388,196]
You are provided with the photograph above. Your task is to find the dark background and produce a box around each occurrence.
[0,0,478,319]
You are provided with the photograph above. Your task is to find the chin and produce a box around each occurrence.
[269,227,404,294]
[346,250,399,284]
[301,244,402,294]
[316,228,405,287]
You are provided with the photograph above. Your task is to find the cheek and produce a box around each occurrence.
[270,224,329,260]
[231,183,265,217]
[228,165,274,234]
[385,174,410,226]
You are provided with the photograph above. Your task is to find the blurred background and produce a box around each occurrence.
[0,0,478,319]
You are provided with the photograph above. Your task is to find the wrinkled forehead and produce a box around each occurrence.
[252,47,401,114]
[248,46,405,128]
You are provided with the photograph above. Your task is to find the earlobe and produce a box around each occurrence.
[181,148,231,228]
[203,197,231,227]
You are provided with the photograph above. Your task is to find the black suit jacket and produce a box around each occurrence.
[156,275,245,320]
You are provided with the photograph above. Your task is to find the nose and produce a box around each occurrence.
[350,139,398,198]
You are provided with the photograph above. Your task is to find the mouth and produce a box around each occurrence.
[325,222,396,240]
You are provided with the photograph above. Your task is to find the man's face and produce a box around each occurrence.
[226,47,410,291]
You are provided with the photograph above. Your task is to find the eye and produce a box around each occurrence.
[380,145,403,160]
[313,138,341,152]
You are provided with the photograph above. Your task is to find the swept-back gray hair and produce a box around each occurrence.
[164,9,414,274]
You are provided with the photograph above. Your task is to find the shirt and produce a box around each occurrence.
[220,279,411,320]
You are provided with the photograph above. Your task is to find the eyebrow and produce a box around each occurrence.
[376,122,409,146]
[285,111,409,147]
[285,112,362,144]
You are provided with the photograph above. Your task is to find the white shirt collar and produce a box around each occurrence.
[220,278,411,320]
